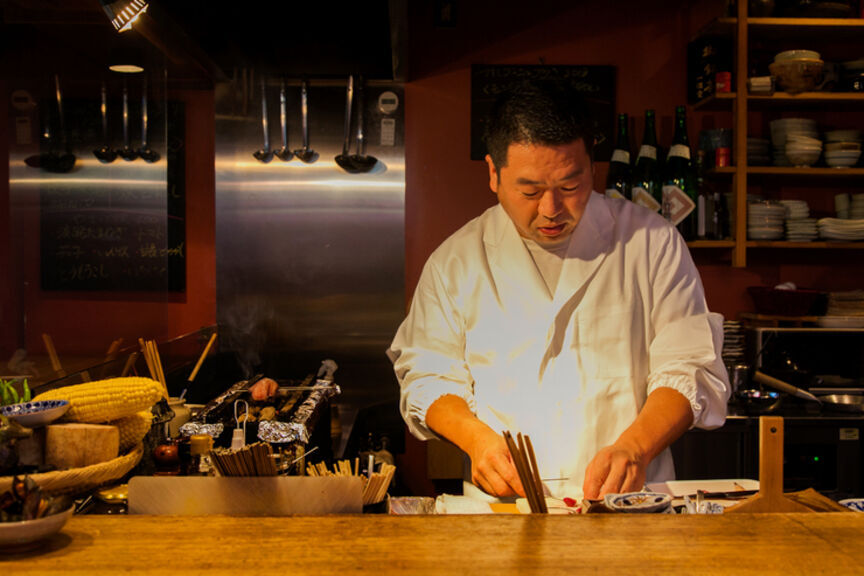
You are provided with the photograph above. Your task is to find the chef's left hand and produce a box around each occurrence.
[582,440,647,500]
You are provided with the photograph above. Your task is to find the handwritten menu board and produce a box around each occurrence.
[470,65,616,161]
[40,101,185,291]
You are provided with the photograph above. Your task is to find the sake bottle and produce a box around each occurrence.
[662,106,697,240]
[631,110,662,213]
[605,113,632,200]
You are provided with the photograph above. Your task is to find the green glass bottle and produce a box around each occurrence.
[605,113,632,201]
[631,110,662,213]
[662,106,697,240]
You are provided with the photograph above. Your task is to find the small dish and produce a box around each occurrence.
[838,498,864,512]
[0,506,74,549]
[604,492,672,514]
[0,400,70,428]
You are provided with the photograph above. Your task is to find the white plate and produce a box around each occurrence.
[0,507,74,548]
[0,400,69,427]
[817,316,864,328]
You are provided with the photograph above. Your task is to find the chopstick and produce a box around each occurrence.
[503,431,547,513]
[188,332,218,383]
[304,457,396,505]
[138,338,169,399]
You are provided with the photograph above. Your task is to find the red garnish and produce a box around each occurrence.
[563,497,577,507]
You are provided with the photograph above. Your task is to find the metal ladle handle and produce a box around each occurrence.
[54,74,67,151]
[100,82,110,145]
[300,80,309,149]
[354,77,364,156]
[141,75,149,148]
[341,75,353,156]
[122,80,131,149]
[279,81,288,149]
[260,78,270,151]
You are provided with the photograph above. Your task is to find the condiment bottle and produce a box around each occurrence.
[189,434,214,476]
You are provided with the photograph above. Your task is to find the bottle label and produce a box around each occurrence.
[637,145,657,161]
[611,149,630,164]
[632,187,661,212]
[668,144,691,160]
[605,188,626,200]
[663,185,696,226]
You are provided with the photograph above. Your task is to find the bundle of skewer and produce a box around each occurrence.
[210,442,279,476]
[306,458,396,505]
[503,431,548,513]
[138,338,170,399]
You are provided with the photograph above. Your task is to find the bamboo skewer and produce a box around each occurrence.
[41,333,66,377]
[138,338,169,399]
[302,457,395,505]
[188,332,218,383]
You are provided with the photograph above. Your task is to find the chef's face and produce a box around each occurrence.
[487,139,595,245]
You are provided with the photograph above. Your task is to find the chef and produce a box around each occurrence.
[387,81,730,501]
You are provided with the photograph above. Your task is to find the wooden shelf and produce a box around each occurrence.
[746,167,864,177]
[748,17,864,38]
[748,93,864,107]
[687,240,736,248]
[693,16,737,39]
[746,241,864,248]
[693,92,737,110]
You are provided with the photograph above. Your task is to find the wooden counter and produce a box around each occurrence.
[3,513,863,574]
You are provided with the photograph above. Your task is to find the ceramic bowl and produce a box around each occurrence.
[838,498,864,512]
[0,400,69,428]
[604,492,672,513]
[768,58,825,93]
[0,506,74,549]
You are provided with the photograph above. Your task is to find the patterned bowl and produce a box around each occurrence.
[0,400,70,428]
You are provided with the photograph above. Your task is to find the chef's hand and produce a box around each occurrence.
[425,394,524,498]
[467,428,525,498]
[582,439,647,500]
[249,377,278,401]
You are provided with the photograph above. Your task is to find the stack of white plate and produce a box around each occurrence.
[818,218,864,240]
[827,290,864,317]
[770,118,818,166]
[722,321,745,364]
[852,194,864,219]
[779,199,817,241]
[747,137,771,166]
[825,129,862,168]
[748,202,786,240]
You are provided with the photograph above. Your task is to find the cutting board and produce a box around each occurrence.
[128,476,363,515]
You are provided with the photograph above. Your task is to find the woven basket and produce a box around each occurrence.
[0,444,143,496]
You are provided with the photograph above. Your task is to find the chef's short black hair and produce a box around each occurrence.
[483,80,595,170]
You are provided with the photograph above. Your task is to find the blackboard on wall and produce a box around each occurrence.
[40,101,185,292]
[470,65,616,162]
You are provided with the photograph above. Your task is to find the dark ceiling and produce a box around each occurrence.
[1,0,401,85]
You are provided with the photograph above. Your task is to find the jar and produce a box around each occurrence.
[188,434,214,476]
[167,397,191,438]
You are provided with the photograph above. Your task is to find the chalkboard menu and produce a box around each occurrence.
[40,101,185,292]
[470,65,616,161]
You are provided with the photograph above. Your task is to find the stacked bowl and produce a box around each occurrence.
[769,50,824,94]
[780,199,817,241]
[852,194,864,219]
[748,201,786,240]
[824,129,862,168]
[770,118,818,166]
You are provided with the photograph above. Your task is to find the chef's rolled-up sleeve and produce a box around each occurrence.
[646,226,730,430]
[387,260,475,441]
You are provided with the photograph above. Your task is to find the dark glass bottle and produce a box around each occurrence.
[631,110,662,213]
[605,113,632,200]
[662,106,697,240]
[695,149,716,239]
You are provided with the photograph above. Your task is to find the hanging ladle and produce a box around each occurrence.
[334,75,356,172]
[253,77,273,163]
[26,75,78,173]
[293,79,317,163]
[346,76,377,173]
[138,75,160,163]
[274,80,293,161]
[94,81,117,163]
[118,79,138,161]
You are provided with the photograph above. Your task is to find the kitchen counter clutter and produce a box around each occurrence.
[2,513,864,574]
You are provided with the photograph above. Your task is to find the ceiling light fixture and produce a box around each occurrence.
[100,0,150,33]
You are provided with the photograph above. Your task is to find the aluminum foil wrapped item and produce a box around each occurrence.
[179,422,225,439]
[257,420,309,444]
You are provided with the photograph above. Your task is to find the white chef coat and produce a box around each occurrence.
[388,192,730,499]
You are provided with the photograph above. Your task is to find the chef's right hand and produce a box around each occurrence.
[468,428,524,498]
[249,377,278,401]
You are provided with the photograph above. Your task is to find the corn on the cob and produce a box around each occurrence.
[111,410,153,452]
[33,377,163,423]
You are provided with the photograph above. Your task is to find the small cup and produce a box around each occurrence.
[835,193,851,212]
